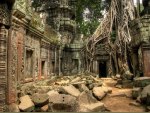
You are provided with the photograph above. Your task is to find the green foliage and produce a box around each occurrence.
[76,0,103,36]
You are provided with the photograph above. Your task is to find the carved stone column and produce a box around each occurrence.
[0,25,8,111]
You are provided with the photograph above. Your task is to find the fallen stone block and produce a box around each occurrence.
[47,90,59,97]
[88,84,95,90]
[134,77,150,87]
[32,93,49,107]
[122,80,133,88]
[73,83,89,92]
[19,95,35,112]
[79,102,105,112]
[41,105,49,112]
[9,103,20,112]
[132,88,141,99]
[93,87,107,100]
[78,91,97,105]
[49,94,77,112]
[71,77,81,83]
[140,85,150,105]
[62,85,81,97]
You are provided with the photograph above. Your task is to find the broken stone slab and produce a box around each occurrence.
[71,77,81,83]
[9,103,20,112]
[122,80,133,88]
[88,84,95,90]
[55,79,70,85]
[78,91,98,105]
[73,83,89,92]
[134,77,150,87]
[140,85,150,105]
[132,87,141,99]
[47,90,59,97]
[32,93,49,107]
[93,87,107,100]
[18,95,35,112]
[41,105,49,112]
[124,71,134,80]
[79,102,105,112]
[49,94,77,112]
[62,85,81,97]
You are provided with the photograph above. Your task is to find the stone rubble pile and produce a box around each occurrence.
[11,74,112,112]
[131,77,150,112]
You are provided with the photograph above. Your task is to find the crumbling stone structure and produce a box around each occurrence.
[0,0,60,111]
[0,0,15,111]
[46,0,84,75]
[130,0,150,77]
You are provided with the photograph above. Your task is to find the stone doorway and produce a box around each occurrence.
[99,61,107,78]
[41,61,45,76]
[25,50,33,78]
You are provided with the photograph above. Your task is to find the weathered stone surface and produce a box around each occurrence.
[41,105,49,112]
[124,71,134,80]
[9,103,20,112]
[73,83,89,92]
[116,74,121,79]
[134,77,150,87]
[110,92,126,97]
[93,87,107,100]
[32,93,49,107]
[88,84,95,90]
[129,101,141,107]
[122,80,133,88]
[78,91,97,105]
[19,95,34,112]
[49,94,77,112]
[132,88,141,99]
[47,90,59,97]
[79,102,105,112]
[71,77,81,83]
[140,85,150,105]
[62,85,81,97]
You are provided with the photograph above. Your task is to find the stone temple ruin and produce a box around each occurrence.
[0,0,150,112]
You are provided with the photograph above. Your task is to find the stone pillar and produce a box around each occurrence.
[0,1,14,111]
[0,25,8,111]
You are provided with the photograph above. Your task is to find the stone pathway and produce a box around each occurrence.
[101,78,146,112]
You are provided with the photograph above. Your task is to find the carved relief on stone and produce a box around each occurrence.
[0,3,11,26]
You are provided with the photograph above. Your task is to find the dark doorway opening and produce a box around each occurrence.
[41,61,45,76]
[99,61,107,77]
[25,50,33,78]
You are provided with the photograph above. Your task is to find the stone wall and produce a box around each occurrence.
[0,1,14,111]
[130,15,150,77]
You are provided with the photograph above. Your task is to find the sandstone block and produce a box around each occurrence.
[32,93,49,107]
[93,87,107,100]
[19,95,34,112]
[62,85,80,97]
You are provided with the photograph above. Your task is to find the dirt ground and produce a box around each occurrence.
[101,78,146,112]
